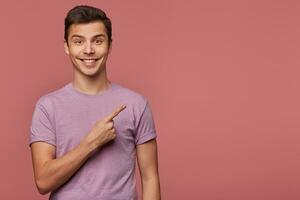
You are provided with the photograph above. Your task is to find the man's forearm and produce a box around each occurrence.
[36,141,96,194]
[142,176,161,200]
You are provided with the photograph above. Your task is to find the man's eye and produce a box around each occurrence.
[74,40,83,45]
[95,39,103,44]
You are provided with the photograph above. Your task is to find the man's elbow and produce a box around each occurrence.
[141,172,160,182]
[36,178,51,195]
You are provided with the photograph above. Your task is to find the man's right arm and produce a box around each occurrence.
[30,140,95,195]
[30,105,126,195]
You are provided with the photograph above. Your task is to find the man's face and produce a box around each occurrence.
[64,21,111,77]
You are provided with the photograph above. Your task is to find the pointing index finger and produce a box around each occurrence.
[106,105,126,121]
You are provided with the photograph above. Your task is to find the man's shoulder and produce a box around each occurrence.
[113,82,149,104]
[34,83,69,108]
[35,82,151,109]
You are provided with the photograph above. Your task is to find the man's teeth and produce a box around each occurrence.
[82,59,97,63]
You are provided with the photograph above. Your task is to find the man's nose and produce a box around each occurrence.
[83,42,95,54]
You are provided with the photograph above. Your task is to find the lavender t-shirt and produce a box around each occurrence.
[29,82,157,200]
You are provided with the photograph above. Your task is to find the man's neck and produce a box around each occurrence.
[72,70,111,95]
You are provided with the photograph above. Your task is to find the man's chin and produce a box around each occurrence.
[76,65,105,77]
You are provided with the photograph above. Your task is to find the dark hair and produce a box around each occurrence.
[64,5,112,46]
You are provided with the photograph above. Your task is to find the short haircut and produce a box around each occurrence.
[64,5,112,46]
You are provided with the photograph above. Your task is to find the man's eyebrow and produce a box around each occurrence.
[71,34,106,39]
[93,34,106,38]
[71,34,84,39]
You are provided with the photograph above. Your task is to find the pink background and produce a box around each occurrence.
[1,0,299,199]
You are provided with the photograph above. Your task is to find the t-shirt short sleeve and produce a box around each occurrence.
[29,98,56,147]
[134,99,157,145]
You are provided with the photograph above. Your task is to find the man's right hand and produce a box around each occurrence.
[82,105,127,150]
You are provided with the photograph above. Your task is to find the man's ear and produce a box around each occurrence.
[64,41,69,55]
[108,41,112,54]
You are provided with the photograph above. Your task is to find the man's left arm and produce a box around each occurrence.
[137,139,161,200]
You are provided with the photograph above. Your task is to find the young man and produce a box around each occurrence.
[29,5,161,200]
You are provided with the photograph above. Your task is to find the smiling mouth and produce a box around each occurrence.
[79,58,100,64]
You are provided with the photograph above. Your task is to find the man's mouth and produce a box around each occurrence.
[79,58,100,64]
